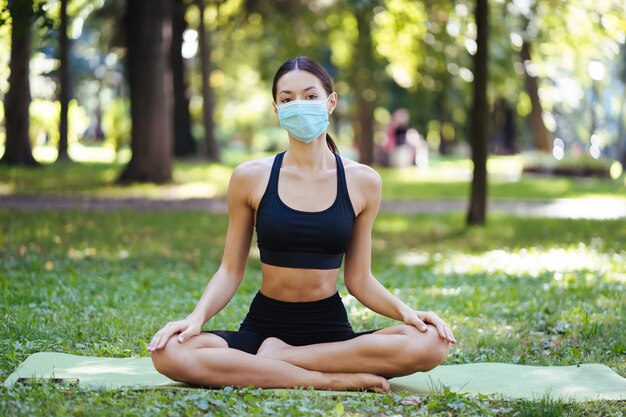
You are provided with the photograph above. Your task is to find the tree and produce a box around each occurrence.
[57,0,71,161]
[196,0,219,161]
[616,43,626,166]
[1,0,38,166]
[520,39,551,152]
[172,0,196,157]
[118,0,173,183]
[466,0,489,226]
[350,3,377,165]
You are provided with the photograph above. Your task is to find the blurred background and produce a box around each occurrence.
[0,0,625,190]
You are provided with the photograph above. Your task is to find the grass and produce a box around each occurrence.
[1,209,625,416]
[1,154,624,200]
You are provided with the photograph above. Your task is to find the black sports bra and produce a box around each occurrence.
[255,152,356,269]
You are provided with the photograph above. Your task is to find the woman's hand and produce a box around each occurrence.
[147,317,203,352]
[403,309,456,344]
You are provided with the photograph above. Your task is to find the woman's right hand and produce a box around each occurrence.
[147,317,203,352]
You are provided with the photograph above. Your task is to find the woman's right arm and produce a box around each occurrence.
[147,164,255,351]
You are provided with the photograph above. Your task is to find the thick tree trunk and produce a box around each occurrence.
[1,0,38,166]
[57,0,70,161]
[521,40,551,152]
[356,96,374,164]
[172,0,196,157]
[352,7,375,165]
[197,0,219,161]
[466,0,489,226]
[119,0,173,183]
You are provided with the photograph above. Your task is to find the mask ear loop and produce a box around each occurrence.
[326,93,336,115]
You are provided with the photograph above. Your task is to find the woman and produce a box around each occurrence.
[148,56,455,392]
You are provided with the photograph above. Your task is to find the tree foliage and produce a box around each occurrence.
[1,0,625,197]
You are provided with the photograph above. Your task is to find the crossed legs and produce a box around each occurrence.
[257,324,450,378]
[151,324,450,390]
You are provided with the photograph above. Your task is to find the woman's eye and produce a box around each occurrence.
[281,98,291,103]
[306,95,318,100]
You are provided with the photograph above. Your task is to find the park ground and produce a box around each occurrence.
[0,155,625,416]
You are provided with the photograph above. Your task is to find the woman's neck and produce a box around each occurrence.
[285,137,335,172]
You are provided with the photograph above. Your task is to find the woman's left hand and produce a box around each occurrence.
[403,309,456,344]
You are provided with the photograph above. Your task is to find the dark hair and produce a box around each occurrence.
[272,56,339,153]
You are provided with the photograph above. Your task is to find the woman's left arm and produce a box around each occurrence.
[343,166,455,343]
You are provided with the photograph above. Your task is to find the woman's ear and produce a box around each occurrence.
[272,101,279,115]
[328,92,338,115]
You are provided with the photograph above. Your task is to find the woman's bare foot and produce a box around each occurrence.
[257,337,290,360]
[257,338,389,392]
[325,372,390,392]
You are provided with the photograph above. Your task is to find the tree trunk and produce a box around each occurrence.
[352,7,375,165]
[118,0,173,183]
[466,0,489,226]
[172,0,196,157]
[57,0,70,161]
[616,44,626,165]
[492,98,517,154]
[503,101,517,154]
[521,40,551,152]
[1,0,38,166]
[356,96,374,164]
[197,0,219,161]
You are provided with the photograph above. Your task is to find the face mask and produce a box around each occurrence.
[276,96,331,143]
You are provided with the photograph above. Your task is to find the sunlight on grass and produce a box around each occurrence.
[29,144,131,164]
[380,155,523,184]
[374,217,411,233]
[395,245,625,283]
[1,150,624,201]
[435,246,623,278]
[342,294,387,327]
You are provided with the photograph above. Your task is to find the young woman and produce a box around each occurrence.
[148,56,455,392]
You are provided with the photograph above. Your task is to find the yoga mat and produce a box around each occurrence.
[4,352,626,401]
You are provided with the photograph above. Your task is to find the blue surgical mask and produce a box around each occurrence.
[276,96,331,143]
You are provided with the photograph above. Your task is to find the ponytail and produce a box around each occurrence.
[326,133,338,154]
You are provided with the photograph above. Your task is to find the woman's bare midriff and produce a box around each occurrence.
[259,263,339,302]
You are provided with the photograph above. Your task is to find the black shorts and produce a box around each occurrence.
[208,291,375,354]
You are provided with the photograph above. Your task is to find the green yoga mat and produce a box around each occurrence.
[4,352,626,401]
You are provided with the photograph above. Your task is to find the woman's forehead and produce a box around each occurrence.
[276,70,323,93]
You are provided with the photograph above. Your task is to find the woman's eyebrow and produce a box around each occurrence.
[279,86,319,94]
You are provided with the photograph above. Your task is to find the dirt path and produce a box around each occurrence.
[1,195,624,219]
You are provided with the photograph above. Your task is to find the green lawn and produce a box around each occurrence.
[1,210,625,416]
[1,154,624,200]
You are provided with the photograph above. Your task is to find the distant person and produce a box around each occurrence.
[82,111,105,142]
[148,56,454,391]
[384,108,427,168]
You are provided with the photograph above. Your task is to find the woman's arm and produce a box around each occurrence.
[185,164,256,323]
[343,166,455,343]
[148,164,255,350]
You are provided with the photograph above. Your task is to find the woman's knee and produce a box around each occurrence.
[402,325,450,372]
[151,336,187,381]
[151,333,228,383]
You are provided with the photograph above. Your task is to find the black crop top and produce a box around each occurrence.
[255,152,356,269]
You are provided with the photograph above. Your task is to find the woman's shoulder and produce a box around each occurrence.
[339,155,382,190]
[230,155,275,183]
